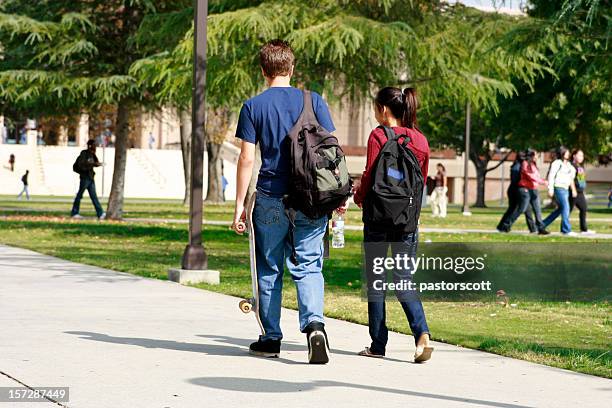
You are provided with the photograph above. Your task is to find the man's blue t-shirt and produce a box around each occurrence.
[235,87,335,197]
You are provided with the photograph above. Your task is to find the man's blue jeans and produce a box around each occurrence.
[364,226,430,355]
[71,176,104,218]
[543,187,572,233]
[254,192,327,341]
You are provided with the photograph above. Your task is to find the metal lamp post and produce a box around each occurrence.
[168,0,219,285]
[182,0,208,270]
[462,101,472,216]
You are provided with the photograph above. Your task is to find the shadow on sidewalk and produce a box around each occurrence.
[64,331,410,365]
[197,334,410,363]
[64,331,302,365]
[187,376,533,408]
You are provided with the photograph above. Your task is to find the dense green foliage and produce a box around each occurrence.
[132,1,549,112]
[0,0,608,208]
[420,0,611,206]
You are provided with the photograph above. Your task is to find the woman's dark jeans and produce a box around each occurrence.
[363,225,429,355]
[507,188,546,232]
[498,185,536,232]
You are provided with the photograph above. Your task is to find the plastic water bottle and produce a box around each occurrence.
[332,214,345,249]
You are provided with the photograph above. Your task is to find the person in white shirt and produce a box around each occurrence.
[543,146,577,235]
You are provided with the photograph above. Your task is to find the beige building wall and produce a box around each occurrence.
[76,113,89,147]
[328,100,377,147]
[134,107,181,150]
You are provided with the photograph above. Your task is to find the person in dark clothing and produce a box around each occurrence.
[497,152,536,233]
[8,153,15,172]
[569,149,594,234]
[503,149,550,235]
[71,139,105,219]
[17,170,30,200]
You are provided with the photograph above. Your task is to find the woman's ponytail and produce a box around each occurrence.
[402,87,418,129]
[374,86,419,128]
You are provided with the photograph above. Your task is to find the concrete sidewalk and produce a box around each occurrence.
[0,245,609,408]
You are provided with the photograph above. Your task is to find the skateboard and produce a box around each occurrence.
[237,192,265,335]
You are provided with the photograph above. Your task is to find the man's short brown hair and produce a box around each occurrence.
[259,39,295,78]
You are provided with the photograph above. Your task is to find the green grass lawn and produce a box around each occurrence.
[1,195,611,233]
[1,199,610,378]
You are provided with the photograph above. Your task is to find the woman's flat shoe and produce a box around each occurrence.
[358,347,384,358]
[414,346,434,363]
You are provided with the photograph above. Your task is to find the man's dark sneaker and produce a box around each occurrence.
[496,227,509,233]
[249,338,280,358]
[538,229,550,235]
[304,321,330,364]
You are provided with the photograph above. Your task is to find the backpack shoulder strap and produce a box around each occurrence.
[301,90,318,125]
[389,127,412,149]
[379,125,398,142]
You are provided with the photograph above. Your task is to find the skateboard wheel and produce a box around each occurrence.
[239,299,252,313]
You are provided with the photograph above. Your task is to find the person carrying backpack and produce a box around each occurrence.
[353,87,433,363]
[17,170,30,200]
[71,139,105,220]
[230,40,350,364]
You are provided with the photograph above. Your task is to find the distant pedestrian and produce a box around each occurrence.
[569,149,594,234]
[17,170,30,200]
[19,127,26,144]
[222,175,228,194]
[608,186,612,209]
[497,151,536,233]
[148,132,155,149]
[71,139,105,220]
[543,146,577,235]
[8,153,15,171]
[504,149,549,235]
[430,163,447,217]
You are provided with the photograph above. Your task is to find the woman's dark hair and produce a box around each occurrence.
[374,87,418,128]
[437,163,446,172]
[525,148,537,163]
[556,145,569,160]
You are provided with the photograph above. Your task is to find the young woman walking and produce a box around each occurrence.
[569,150,595,234]
[543,146,577,235]
[430,163,448,217]
[353,87,433,363]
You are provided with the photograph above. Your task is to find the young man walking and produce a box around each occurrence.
[71,139,105,220]
[231,40,340,364]
[17,170,30,200]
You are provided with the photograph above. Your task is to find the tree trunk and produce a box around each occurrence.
[205,141,224,203]
[475,164,487,207]
[106,100,130,219]
[179,109,191,205]
[469,153,489,208]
